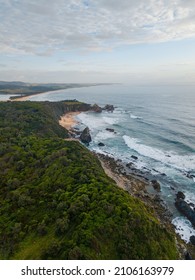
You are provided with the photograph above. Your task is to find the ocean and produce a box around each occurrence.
[6,84,195,242]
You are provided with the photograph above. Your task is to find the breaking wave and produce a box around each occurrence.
[123,135,195,172]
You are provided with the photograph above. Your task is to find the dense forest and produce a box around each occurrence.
[0,101,179,259]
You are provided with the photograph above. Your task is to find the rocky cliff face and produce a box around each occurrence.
[50,100,92,120]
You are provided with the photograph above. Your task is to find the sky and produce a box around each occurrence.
[0,0,195,84]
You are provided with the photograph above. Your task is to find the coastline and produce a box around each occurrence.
[58,110,186,229]
[9,83,111,102]
[96,153,193,259]
[97,153,172,224]
[60,113,175,227]
[60,111,193,258]
[12,92,49,101]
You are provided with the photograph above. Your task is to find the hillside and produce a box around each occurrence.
[0,101,179,259]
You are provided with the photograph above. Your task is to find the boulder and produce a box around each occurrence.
[79,127,92,145]
[189,202,195,208]
[176,191,185,200]
[106,128,115,133]
[126,162,134,168]
[92,104,102,113]
[131,155,138,160]
[98,142,105,147]
[103,104,114,112]
[175,199,195,227]
[190,235,195,246]
[151,180,161,192]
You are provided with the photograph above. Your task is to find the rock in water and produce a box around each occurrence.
[151,180,161,192]
[131,155,138,160]
[103,104,114,112]
[98,142,105,147]
[175,199,195,227]
[176,191,185,200]
[92,104,102,113]
[106,128,115,133]
[80,127,92,145]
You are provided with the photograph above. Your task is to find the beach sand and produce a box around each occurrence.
[13,92,47,101]
[59,112,80,130]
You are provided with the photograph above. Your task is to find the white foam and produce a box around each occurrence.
[130,114,142,119]
[184,191,195,206]
[123,135,195,172]
[172,216,195,243]
[95,130,117,141]
[102,116,119,125]
[77,112,105,130]
[91,147,108,156]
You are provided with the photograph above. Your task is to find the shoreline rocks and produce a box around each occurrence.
[103,104,114,112]
[176,191,185,200]
[98,142,105,147]
[151,180,161,192]
[92,103,115,113]
[131,155,138,160]
[92,104,102,113]
[92,153,192,259]
[106,128,115,133]
[175,194,195,228]
[79,127,92,145]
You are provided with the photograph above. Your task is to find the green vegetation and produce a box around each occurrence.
[0,101,179,259]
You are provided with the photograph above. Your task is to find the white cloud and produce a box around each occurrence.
[0,0,195,55]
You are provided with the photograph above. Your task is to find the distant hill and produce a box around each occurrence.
[0,81,108,97]
[0,81,28,86]
[0,101,179,259]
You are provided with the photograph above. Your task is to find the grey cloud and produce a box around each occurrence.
[0,0,195,55]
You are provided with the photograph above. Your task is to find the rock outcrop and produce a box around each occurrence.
[91,103,115,113]
[131,155,138,160]
[103,104,114,112]
[79,127,92,145]
[98,142,105,147]
[176,191,185,200]
[106,128,115,133]
[175,198,195,227]
[92,104,102,113]
[151,180,161,192]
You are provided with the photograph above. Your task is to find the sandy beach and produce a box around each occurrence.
[12,92,48,101]
[59,112,80,130]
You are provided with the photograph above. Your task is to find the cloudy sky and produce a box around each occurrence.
[0,0,195,84]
